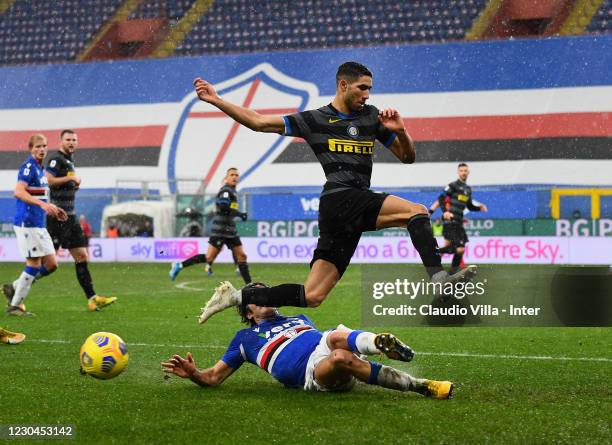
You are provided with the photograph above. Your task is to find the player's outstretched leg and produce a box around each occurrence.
[169,261,183,280]
[314,350,453,399]
[198,280,310,324]
[327,328,414,362]
[0,327,26,345]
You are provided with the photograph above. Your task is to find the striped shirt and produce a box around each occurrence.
[284,104,396,195]
[438,179,481,224]
[210,184,240,237]
[46,150,78,216]
[14,155,49,228]
[221,314,322,388]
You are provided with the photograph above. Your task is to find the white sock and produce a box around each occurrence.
[377,365,426,392]
[355,332,379,355]
[11,271,36,307]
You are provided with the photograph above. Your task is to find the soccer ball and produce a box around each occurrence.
[79,332,129,380]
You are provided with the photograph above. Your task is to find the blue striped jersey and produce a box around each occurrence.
[221,314,323,388]
[14,155,49,228]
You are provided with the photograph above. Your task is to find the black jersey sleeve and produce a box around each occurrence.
[283,111,313,139]
[45,155,64,177]
[466,195,482,211]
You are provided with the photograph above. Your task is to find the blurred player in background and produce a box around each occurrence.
[3,134,67,316]
[169,167,251,284]
[45,129,116,312]
[0,326,26,344]
[193,61,475,323]
[79,214,93,243]
[163,283,452,398]
[429,163,488,274]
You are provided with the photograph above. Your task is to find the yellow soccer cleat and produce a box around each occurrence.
[88,295,117,312]
[421,380,454,399]
[0,327,26,345]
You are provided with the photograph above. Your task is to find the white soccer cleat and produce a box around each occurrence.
[198,281,241,324]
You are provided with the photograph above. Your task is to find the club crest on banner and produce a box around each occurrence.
[163,63,318,194]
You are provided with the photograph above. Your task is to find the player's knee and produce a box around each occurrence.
[305,290,327,308]
[326,331,345,350]
[45,261,58,272]
[236,253,247,262]
[413,204,428,215]
[329,349,354,369]
[456,247,465,255]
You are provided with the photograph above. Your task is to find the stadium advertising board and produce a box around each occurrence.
[0,236,609,264]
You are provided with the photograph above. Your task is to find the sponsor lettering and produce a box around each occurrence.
[327,139,373,154]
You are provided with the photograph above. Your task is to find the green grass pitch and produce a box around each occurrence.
[0,262,610,444]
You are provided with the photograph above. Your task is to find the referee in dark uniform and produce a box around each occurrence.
[429,163,488,274]
[169,168,251,284]
[193,62,477,322]
[45,129,116,311]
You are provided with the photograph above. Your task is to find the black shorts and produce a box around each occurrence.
[208,236,242,249]
[311,188,388,277]
[47,215,88,250]
[442,222,468,247]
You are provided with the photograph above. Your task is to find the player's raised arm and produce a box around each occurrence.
[161,352,236,387]
[194,77,285,134]
[379,108,415,164]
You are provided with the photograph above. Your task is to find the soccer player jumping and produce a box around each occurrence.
[195,62,476,323]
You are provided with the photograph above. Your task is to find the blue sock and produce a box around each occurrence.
[347,330,364,353]
[24,265,40,277]
[36,265,52,279]
[367,361,382,385]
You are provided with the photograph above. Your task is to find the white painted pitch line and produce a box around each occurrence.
[175,280,206,291]
[28,339,612,362]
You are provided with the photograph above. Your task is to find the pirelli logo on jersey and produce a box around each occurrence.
[457,194,469,202]
[328,139,374,155]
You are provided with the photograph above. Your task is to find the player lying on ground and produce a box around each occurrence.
[169,167,252,285]
[194,61,476,324]
[429,163,488,274]
[162,283,453,398]
[0,326,26,345]
[4,134,67,316]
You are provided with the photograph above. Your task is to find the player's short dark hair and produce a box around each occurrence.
[336,62,372,86]
[458,163,469,168]
[237,282,269,326]
[60,129,76,139]
[226,167,238,175]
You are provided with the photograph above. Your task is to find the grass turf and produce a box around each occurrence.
[0,262,610,444]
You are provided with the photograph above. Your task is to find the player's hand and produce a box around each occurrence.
[240,212,248,221]
[480,204,488,212]
[378,108,405,133]
[161,353,197,379]
[70,175,82,187]
[194,78,219,103]
[42,202,68,221]
[443,211,453,221]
